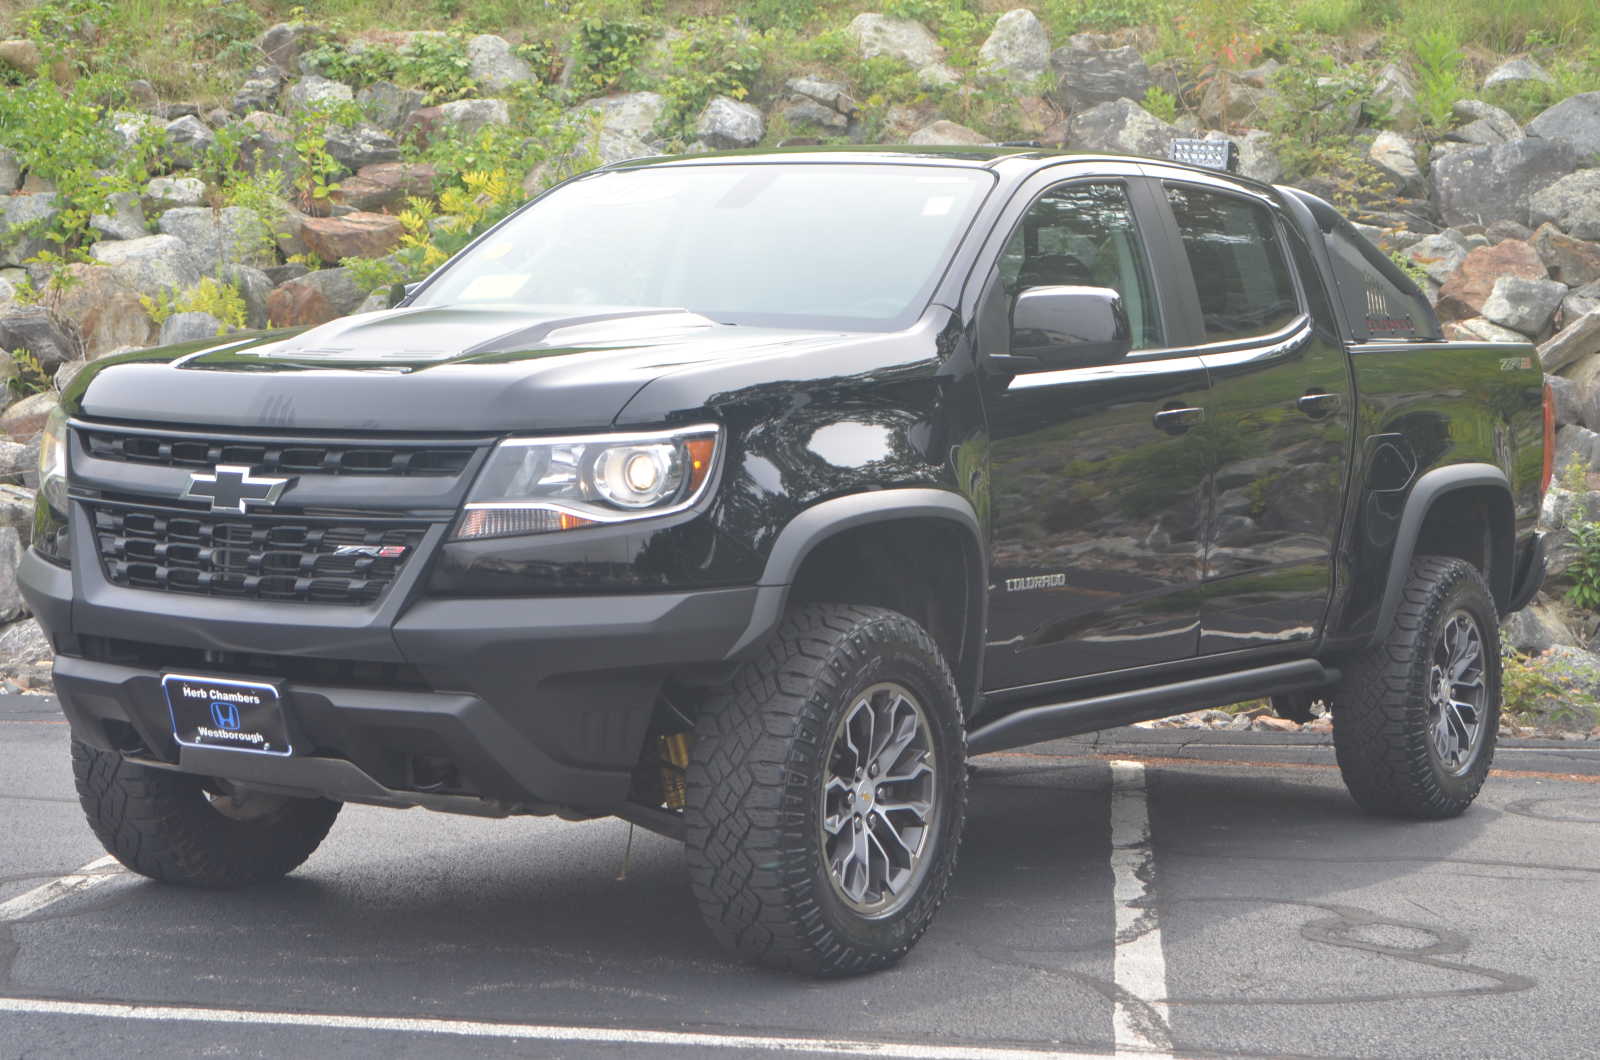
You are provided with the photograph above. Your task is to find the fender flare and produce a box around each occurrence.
[1367,462,1513,649]
[725,489,988,690]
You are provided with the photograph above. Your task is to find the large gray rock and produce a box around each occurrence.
[89,191,147,242]
[467,34,535,92]
[1451,98,1520,145]
[110,111,159,152]
[239,111,298,177]
[143,175,207,212]
[1368,131,1421,190]
[284,74,353,113]
[1542,309,1600,373]
[1371,62,1418,129]
[1548,373,1580,427]
[1481,275,1566,336]
[1404,232,1469,285]
[1565,280,1600,325]
[159,311,226,345]
[356,81,425,132]
[49,263,156,355]
[0,306,79,369]
[323,123,400,172]
[1556,423,1600,473]
[1527,92,1600,157]
[157,206,275,272]
[0,147,20,193]
[1231,129,1282,184]
[1050,33,1152,112]
[1445,316,1527,343]
[848,13,945,68]
[259,22,323,74]
[1532,223,1600,287]
[907,120,988,146]
[979,9,1050,83]
[1501,600,1578,654]
[162,114,214,168]
[89,234,204,298]
[0,193,60,267]
[696,97,764,149]
[0,617,52,668]
[1068,98,1176,159]
[572,92,665,164]
[0,483,32,541]
[232,76,282,115]
[218,263,272,330]
[1529,169,1600,241]
[0,528,30,621]
[436,97,510,137]
[1484,57,1555,91]
[1430,138,1577,228]
[1198,74,1269,127]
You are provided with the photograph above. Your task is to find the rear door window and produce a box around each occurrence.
[1164,185,1300,342]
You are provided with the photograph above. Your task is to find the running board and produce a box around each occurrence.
[966,659,1337,755]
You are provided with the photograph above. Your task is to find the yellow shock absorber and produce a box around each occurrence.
[660,732,690,810]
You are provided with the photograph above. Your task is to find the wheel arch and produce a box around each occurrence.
[733,490,988,715]
[1368,463,1515,648]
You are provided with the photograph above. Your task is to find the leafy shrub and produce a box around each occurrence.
[1142,85,1179,123]
[657,19,766,137]
[1566,513,1600,611]
[1411,28,1466,130]
[571,17,654,94]
[140,278,249,333]
[6,349,52,399]
[1501,649,1600,731]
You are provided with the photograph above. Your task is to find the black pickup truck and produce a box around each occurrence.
[20,146,1549,976]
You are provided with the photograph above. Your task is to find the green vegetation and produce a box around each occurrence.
[139,278,250,332]
[1565,514,1600,612]
[1502,649,1600,731]
[5,348,51,399]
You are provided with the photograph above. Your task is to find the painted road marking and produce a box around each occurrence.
[0,996,1114,1058]
[1108,761,1173,1058]
[0,855,122,922]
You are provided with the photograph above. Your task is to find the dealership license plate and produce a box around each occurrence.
[163,674,293,756]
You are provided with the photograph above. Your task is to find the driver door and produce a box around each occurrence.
[981,178,1211,690]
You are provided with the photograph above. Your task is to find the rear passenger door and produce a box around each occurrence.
[979,176,1211,689]
[1156,179,1352,655]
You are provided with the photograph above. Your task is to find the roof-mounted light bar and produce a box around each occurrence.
[1169,138,1238,173]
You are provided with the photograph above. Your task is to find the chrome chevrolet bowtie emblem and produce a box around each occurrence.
[183,465,289,513]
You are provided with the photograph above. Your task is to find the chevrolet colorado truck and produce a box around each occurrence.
[19,146,1550,976]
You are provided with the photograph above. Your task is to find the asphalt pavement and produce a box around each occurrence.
[4,692,1598,1059]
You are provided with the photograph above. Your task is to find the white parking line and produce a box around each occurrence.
[1107,761,1173,1058]
[0,855,123,922]
[0,996,1111,1058]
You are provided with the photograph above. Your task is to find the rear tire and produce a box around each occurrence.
[73,740,340,887]
[685,604,967,976]
[1330,556,1500,819]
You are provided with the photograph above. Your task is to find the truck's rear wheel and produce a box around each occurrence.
[1330,556,1500,819]
[73,740,340,887]
[685,604,966,976]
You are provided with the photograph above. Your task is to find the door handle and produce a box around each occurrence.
[1153,406,1205,434]
[1296,390,1341,419]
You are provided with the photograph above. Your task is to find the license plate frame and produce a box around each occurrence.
[163,673,294,757]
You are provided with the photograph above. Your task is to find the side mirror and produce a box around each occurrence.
[995,285,1132,373]
[387,281,422,308]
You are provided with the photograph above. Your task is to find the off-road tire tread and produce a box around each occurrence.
[1331,556,1499,819]
[72,740,340,888]
[685,603,966,976]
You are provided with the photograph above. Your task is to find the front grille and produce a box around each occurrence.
[91,505,427,605]
[83,428,474,477]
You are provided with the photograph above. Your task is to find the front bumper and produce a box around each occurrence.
[20,549,780,811]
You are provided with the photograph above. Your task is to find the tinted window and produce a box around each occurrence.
[1165,185,1300,341]
[999,182,1161,349]
[413,164,992,331]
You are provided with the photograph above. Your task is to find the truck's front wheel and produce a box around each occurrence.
[1330,556,1500,818]
[685,604,967,976]
[73,740,341,887]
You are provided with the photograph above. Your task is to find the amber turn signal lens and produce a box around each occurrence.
[685,436,715,492]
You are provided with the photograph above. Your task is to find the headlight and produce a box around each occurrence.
[33,406,70,565]
[454,424,721,540]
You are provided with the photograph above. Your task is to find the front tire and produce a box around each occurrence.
[73,740,341,887]
[1330,556,1500,819]
[685,604,967,976]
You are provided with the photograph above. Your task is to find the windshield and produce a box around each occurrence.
[411,162,994,330]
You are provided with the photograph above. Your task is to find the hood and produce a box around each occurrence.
[66,306,866,433]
